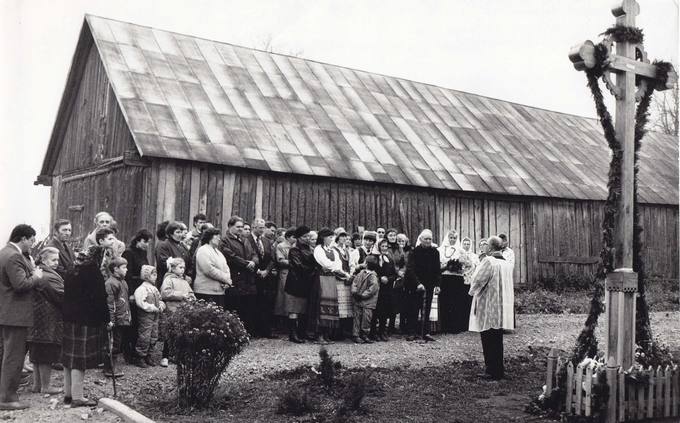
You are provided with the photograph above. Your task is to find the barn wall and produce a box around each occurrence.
[528,199,678,283]
[53,165,146,247]
[53,39,135,175]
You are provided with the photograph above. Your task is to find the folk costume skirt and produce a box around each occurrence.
[61,322,104,370]
[318,274,339,329]
[336,279,353,318]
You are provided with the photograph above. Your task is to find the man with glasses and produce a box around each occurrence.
[245,218,277,338]
[82,212,113,251]
[220,216,258,334]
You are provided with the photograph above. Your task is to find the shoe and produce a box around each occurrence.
[160,358,169,367]
[263,333,278,339]
[31,386,41,393]
[379,334,390,342]
[71,397,97,407]
[405,335,416,341]
[144,356,156,367]
[0,401,29,410]
[134,358,149,369]
[63,396,72,405]
[352,337,364,344]
[423,334,436,342]
[41,387,62,395]
[51,363,64,371]
[360,336,373,344]
[103,370,124,378]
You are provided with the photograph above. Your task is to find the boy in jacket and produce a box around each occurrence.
[133,266,165,368]
[350,255,380,344]
[104,257,131,377]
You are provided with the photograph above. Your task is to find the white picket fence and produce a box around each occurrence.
[545,348,680,421]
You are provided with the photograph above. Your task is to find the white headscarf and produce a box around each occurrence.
[415,229,436,247]
[438,230,461,265]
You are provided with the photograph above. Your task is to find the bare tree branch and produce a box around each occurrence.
[650,88,679,137]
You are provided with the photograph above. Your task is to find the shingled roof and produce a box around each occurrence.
[41,15,678,204]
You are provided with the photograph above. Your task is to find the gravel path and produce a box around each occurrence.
[1,311,676,422]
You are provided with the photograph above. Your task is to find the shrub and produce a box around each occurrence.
[635,338,676,368]
[319,347,341,390]
[276,386,318,416]
[166,299,249,408]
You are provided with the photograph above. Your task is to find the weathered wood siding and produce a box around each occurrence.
[53,36,135,175]
[53,166,146,246]
[528,199,678,283]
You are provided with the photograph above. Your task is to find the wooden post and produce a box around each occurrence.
[606,357,618,423]
[566,362,575,414]
[546,348,557,394]
[575,362,584,415]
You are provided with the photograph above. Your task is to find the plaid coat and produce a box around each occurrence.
[27,265,64,344]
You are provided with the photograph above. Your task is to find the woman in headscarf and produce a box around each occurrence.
[454,236,478,334]
[333,230,354,339]
[273,228,296,320]
[395,233,411,334]
[404,229,440,342]
[285,226,316,343]
[371,239,398,341]
[313,228,350,343]
[438,230,465,333]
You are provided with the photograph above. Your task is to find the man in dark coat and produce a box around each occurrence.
[285,226,316,343]
[404,229,441,342]
[0,224,43,410]
[220,216,257,335]
[245,218,277,338]
[44,219,75,278]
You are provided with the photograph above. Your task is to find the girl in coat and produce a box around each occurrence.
[28,247,64,395]
[371,239,398,341]
[160,257,196,367]
[351,255,380,343]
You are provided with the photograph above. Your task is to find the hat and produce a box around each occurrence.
[294,225,311,239]
[363,232,377,243]
[317,228,334,240]
[140,265,157,281]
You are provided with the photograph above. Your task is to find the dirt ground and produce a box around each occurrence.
[1,311,677,422]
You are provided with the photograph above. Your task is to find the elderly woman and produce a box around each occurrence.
[27,247,64,395]
[438,230,464,334]
[193,227,232,309]
[62,244,110,407]
[155,221,191,286]
[404,229,440,342]
[274,228,296,319]
[313,228,350,344]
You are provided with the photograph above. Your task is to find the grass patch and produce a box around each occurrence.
[517,278,678,314]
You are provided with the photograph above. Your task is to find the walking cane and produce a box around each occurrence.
[416,289,428,344]
[107,328,117,397]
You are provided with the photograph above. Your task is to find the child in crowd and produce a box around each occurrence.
[134,265,165,368]
[160,257,195,367]
[104,257,131,378]
[351,255,380,344]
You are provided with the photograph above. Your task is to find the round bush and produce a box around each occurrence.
[166,300,249,408]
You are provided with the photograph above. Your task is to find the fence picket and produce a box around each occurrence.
[636,370,646,420]
[618,367,625,422]
[575,362,584,415]
[647,366,655,418]
[566,362,574,415]
[585,362,594,416]
[664,365,671,417]
[672,364,679,417]
[546,348,557,394]
[606,358,618,423]
[616,367,626,422]
[653,366,662,416]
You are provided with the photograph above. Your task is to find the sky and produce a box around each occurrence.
[0,0,678,241]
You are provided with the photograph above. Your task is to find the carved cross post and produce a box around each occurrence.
[569,0,677,370]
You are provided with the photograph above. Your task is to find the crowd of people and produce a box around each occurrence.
[0,211,516,409]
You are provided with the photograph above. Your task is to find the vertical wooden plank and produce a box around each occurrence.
[672,365,679,417]
[254,175,264,219]
[198,167,208,215]
[213,168,224,226]
[575,363,584,415]
[156,161,167,222]
[585,363,594,416]
[221,170,235,229]
[647,366,655,418]
[637,372,646,420]
[654,366,663,417]
[618,368,625,422]
[189,165,200,219]
[566,362,574,415]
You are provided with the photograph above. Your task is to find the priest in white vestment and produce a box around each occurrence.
[497,233,515,330]
[468,235,506,380]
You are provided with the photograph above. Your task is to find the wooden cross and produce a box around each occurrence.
[568,0,677,370]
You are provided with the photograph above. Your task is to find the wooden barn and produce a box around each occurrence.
[36,15,679,285]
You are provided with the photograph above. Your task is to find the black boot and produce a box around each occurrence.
[289,319,304,344]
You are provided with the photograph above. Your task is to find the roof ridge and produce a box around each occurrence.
[82,13,651,128]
